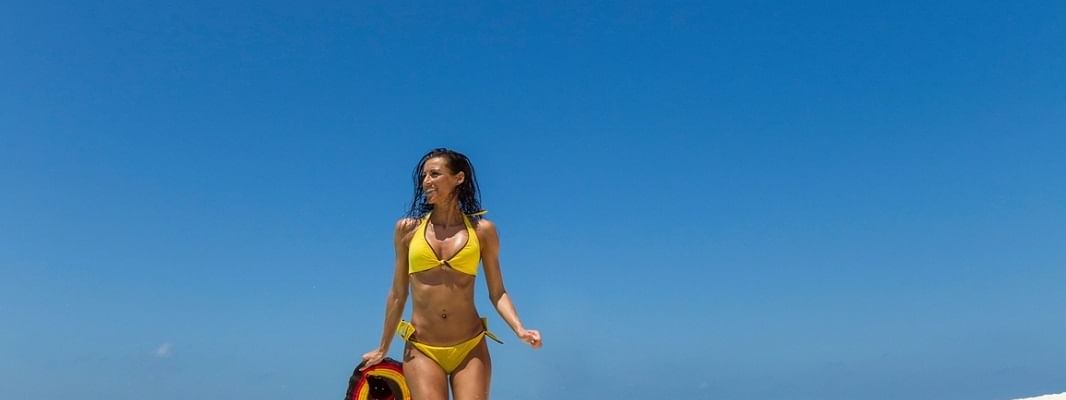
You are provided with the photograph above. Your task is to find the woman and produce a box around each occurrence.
[360,148,542,400]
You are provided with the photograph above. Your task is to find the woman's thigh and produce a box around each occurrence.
[450,339,492,400]
[403,343,449,400]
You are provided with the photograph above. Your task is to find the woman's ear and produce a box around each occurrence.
[456,171,465,185]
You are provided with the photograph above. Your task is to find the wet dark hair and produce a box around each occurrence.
[405,148,484,220]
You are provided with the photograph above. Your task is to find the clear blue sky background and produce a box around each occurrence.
[2,1,1064,399]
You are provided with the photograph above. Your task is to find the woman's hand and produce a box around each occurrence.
[359,348,387,370]
[516,328,543,349]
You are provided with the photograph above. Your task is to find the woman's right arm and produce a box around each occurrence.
[360,218,415,369]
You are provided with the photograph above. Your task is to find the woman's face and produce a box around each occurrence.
[421,156,465,205]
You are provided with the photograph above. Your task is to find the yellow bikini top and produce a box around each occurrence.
[408,211,485,276]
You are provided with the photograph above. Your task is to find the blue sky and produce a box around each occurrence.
[2,1,1065,399]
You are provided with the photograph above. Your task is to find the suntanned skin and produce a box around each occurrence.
[360,156,542,400]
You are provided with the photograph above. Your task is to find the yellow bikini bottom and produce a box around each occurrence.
[396,318,503,373]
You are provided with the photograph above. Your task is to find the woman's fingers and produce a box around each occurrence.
[359,358,380,370]
[359,351,384,370]
[523,330,543,348]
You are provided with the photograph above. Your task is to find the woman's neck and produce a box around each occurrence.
[429,200,464,227]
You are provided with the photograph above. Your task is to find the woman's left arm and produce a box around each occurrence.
[478,219,542,348]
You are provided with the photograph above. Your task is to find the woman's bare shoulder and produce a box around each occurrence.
[474,217,497,238]
[394,217,420,242]
[395,217,420,230]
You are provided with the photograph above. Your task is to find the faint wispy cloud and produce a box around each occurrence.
[1014,392,1066,400]
[153,342,174,358]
